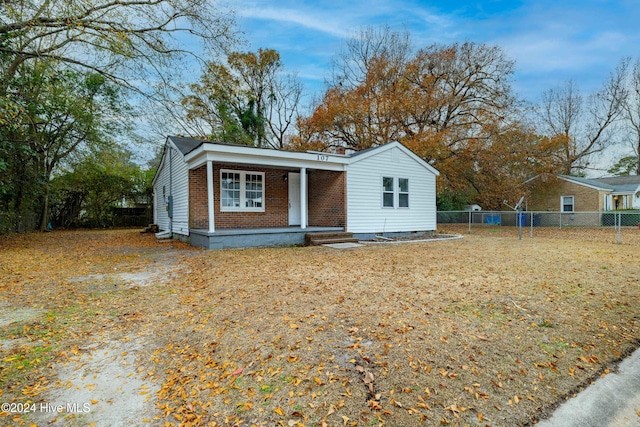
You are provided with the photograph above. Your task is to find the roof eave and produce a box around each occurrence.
[185,142,350,171]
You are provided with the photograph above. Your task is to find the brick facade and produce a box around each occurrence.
[188,163,346,230]
[308,170,346,227]
[189,165,209,229]
[527,177,608,211]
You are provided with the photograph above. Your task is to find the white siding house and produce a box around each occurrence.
[346,141,439,238]
[152,138,194,236]
[152,137,439,247]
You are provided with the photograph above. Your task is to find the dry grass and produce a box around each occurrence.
[1,229,640,426]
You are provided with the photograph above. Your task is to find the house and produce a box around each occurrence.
[525,174,640,212]
[152,136,439,249]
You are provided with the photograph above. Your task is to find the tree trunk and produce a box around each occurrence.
[637,139,640,176]
[39,182,50,231]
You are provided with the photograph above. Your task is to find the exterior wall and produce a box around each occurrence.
[152,144,190,235]
[346,146,437,233]
[187,163,288,229]
[528,178,608,211]
[189,165,208,229]
[189,164,348,230]
[308,170,346,227]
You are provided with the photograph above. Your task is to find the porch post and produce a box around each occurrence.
[207,160,215,233]
[300,167,307,229]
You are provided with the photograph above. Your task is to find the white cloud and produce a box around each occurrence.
[238,6,350,39]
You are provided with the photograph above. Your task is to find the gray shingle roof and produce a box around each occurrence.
[168,136,206,155]
[594,175,640,186]
[559,175,614,191]
[592,175,640,194]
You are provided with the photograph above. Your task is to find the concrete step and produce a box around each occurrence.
[305,231,358,246]
[309,237,360,246]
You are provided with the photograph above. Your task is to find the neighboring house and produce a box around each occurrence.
[152,136,439,249]
[525,174,640,212]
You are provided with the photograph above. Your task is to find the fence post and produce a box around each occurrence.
[618,211,622,244]
[530,211,533,238]
[468,211,471,234]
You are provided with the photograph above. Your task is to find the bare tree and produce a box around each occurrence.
[622,58,640,174]
[403,42,517,152]
[0,0,237,92]
[265,73,303,149]
[539,60,628,175]
[329,25,411,89]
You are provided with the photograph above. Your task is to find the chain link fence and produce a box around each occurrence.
[0,212,40,234]
[1,207,151,234]
[437,210,640,245]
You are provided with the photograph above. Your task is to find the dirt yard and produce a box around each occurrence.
[1,229,640,427]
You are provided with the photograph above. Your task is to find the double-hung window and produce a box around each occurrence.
[382,177,395,207]
[398,178,409,208]
[561,195,574,213]
[221,170,264,212]
[382,176,409,208]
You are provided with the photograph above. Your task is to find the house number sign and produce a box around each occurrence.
[317,154,329,161]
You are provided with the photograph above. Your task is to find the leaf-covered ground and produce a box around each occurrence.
[1,229,640,427]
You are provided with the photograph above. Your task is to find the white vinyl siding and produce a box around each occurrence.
[347,146,437,233]
[152,143,190,235]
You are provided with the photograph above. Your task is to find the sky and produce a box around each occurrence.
[230,0,640,105]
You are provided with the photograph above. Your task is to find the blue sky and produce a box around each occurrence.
[230,0,640,105]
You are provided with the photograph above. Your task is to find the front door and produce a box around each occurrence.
[288,172,301,225]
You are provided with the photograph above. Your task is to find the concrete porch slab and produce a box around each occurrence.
[322,242,364,249]
[189,226,344,249]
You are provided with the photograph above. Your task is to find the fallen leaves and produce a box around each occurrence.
[3,229,640,427]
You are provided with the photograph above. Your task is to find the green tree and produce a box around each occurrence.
[182,48,302,148]
[51,146,149,228]
[607,155,638,176]
[3,61,126,230]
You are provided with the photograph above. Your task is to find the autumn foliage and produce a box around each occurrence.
[293,35,571,209]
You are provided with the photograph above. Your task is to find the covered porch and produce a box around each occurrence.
[185,142,349,249]
[190,226,344,249]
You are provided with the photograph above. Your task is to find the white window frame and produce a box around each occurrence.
[561,195,574,213]
[382,176,395,208]
[398,178,409,208]
[381,176,409,209]
[220,169,265,212]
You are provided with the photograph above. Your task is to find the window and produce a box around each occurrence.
[561,195,574,212]
[382,176,409,208]
[244,173,263,208]
[398,178,409,208]
[382,177,394,207]
[221,170,264,211]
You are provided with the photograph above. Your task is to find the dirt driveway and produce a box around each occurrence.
[1,229,639,426]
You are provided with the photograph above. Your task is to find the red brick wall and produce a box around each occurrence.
[189,163,288,229]
[189,166,208,229]
[308,170,346,227]
[189,163,346,230]
[213,164,288,229]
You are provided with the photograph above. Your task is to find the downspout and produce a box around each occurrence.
[169,146,173,236]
